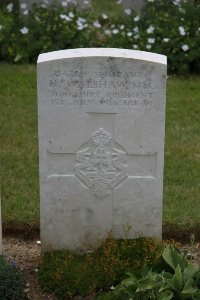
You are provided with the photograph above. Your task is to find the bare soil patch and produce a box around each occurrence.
[2,229,200,300]
[2,236,58,300]
[3,221,200,243]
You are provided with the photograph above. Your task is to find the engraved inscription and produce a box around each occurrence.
[49,64,155,111]
[75,128,127,199]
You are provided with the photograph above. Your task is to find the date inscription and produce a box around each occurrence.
[49,68,155,111]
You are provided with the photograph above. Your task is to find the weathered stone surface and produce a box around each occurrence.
[37,48,167,252]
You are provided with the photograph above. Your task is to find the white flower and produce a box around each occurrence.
[198,27,200,31]
[20,3,27,9]
[35,15,40,22]
[133,26,139,33]
[173,0,181,5]
[133,44,138,49]
[104,29,111,35]
[125,8,132,15]
[83,0,89,4]
[23,9,29,15]
[102,13,108,19]
[147,25,155,34]
[134,15,140,22]
[179,26,186,36]
[110,285,115,290]
[77,24,86,30]
[148,0,154,2]
[127,32,133,37]
[163,38,169,42]
[77,17,86,23]
[147,37,155,43]
[93,20,101,28]
[68,11,74,18]
[76,17,87,30]
[112,28,119,34]
[61,0,68,6]
[60,14,71,21]
[44,0,49,4]
[20,27,29,34]
[117,0,122,4]
[182,44,189,51]
[120,24,125,30]
[7,3,13,12]
[111,24,115,28]
[146,44,152,50]
[0,25,3,30]
[134,34,140,39]
[179,8,185,13]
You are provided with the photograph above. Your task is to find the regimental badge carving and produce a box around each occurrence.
[75,128,127,199]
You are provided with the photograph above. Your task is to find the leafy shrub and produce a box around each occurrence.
[98,245,200,300]
[0,255,24,300]
[0,0,200,74]
[38,236,170,299]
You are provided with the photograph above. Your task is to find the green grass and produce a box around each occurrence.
[0,64,38,222]
[0,64,200,228]
[91,0,124,18]
[164,77,200,225]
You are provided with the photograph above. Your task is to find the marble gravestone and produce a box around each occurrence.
[37,48,167,252]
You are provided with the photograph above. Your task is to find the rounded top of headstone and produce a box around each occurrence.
[37,48,167,65]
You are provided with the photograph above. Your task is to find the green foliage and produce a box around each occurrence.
[98,245,200,300]
[0,255,24,300]
[0,0,200,74]
[38,237,168,299]
[91,0,123,18]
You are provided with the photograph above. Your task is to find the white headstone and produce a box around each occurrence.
[37,48,167,252]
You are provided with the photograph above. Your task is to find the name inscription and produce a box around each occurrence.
[49,68,155,111]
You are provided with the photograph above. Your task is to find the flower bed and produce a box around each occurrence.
[0,1,200,73]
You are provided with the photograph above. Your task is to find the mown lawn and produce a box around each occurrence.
[164,77,200,226]
[0,64,200,228]
[0,64,38,222]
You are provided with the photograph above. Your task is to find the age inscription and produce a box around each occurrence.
[49,68,155,111]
